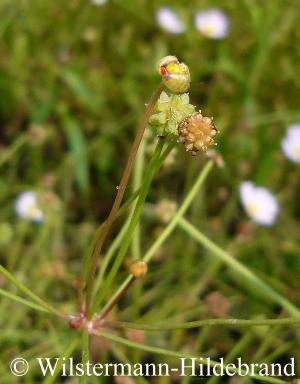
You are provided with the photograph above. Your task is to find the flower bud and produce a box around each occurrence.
[157,55,190,93]
[178,113,218,155]
[129,260,148,278]
[148,91,195,136]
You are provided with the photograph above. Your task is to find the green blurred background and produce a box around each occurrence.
[0,0,300,382]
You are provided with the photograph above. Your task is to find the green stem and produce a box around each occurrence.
[93,217,131,295]
[143,161,214,263]
[79,330,89,384]
[91,141,176,319]
[98,160,214,318]
[0,287,48,313]
[84,83,165,316]
[91,139,165,315]
[178,217,300,318]
[130,135,145,332]
[107,317,300,331]
[78,187,141,309]
[0,264,65,319]
[131,136,145,261]
[95,331,286,384]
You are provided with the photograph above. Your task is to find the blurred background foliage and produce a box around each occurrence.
[0,0,300,382]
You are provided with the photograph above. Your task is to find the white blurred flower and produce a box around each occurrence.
[239,182,279,226]
[281,124,300,164]
[91,0,107,5]
[156,7,185,34]
[15,191,44,223]
[154,199,178,223]
[195,9,229,39]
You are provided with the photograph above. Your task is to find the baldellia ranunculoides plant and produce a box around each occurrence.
[71,55,219,330]
[1,55,300,383]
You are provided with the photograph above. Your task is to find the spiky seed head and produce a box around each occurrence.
[157,55,191,93]
[178,113,218,155]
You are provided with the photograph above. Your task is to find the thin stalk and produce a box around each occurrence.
[178,217,300,318]
[91,141,176,318]
[143,161,214,263]
[98,275,132,319]
[79,330,89,384]
[91,139,165,316]
[0,265,65,319]
[262,342,295,365]
[0,287,48,313]
[84,83,165,315]
[78,188,141,309]
[95,331,286,384]
[97,160,214,318]
[82,135,175,298]
[131,137,145,261]
[107,317,300,331]
[130,136,145,329]
[98,277,135,320]
[94,217,131,295]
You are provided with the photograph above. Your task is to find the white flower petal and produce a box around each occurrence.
[281,124,300,164]
[286,124,300,139]
[195,9,229,39]
[239,182,279,226]
[15,191,44,223]
[156,7,185,34]
[239,181,255,205]
[91,0,107,5]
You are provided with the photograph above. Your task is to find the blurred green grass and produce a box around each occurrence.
[0,0,300,382]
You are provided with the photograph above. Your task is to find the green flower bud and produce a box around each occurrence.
[157,55,191,93]
[148,91,196,136]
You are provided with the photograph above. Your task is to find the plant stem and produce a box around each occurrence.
[0,265,65,319]
[90,141,175,319]
[0,287,48,313]
[95,331,286,384]
[131,136,145,261]
[96,160,213,319]
[107,317,300,331]
[93,217,131,295]
[98,277,135,321]
[143,160,214,263]
[78,188,141,310]
[84,82,164,316]
[79,330,89,384]
[80,137,176,304]
[91,139,165,316]
[98,275,133,319]
[178,217,300,318]
[130,136,145,329]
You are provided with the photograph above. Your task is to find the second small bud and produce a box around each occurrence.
[157,55,191,93]
[130,260,148,278]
